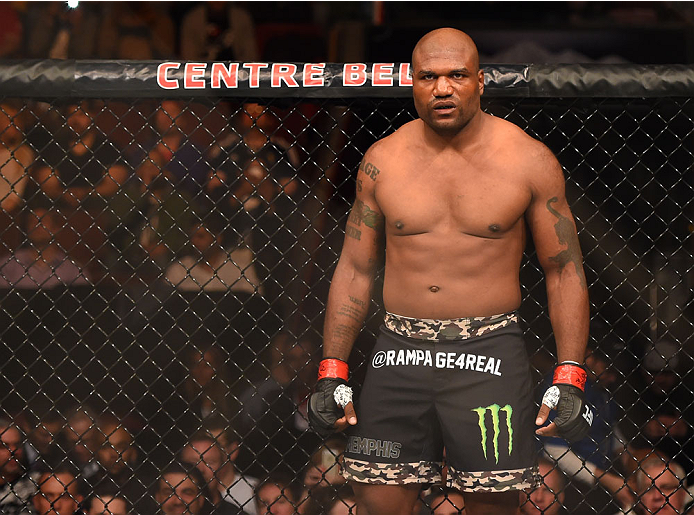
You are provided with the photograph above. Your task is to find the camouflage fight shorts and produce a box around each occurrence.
[343,311,539,493]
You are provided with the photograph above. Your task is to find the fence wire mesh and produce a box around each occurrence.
[0,92,693,515]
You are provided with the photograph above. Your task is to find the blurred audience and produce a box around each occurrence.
[180,431,257,515]
[302,437,346,491]
[0,418,36,515]
[108,149,196,276]
[164,219,262,295]
[0,102,34,216]
[32,465,84,515]
[620,339,694,482]
[618,457,692,515]
[254,472,303,515]
[97,3,175,59]
[0,3,23,58]
[420,487,465,515]
[180,2,259,61]
[62,406,98,477]
[303,483,357,515]
[521,458,566,515]
[24,2,101,59]
[22,409,64,471]
[0,206,89,289]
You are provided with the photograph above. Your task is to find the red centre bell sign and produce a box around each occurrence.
[157,62,413,90]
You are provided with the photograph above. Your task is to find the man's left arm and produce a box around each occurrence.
[526,145,591,441]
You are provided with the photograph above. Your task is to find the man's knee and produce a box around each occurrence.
[353,482,421,515]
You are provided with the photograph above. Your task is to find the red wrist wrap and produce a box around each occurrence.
[318,358,349,381]
[553,364,587,391]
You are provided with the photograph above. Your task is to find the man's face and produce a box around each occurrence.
[190,225,217,254]
[33,473,82,515]
[88,496,128,515]
[0,425,24,481]
[256,484,295,515]
[430,492,465,515]
[155,473,204,515]
[96,426,136,476]
[412,39,484,136]
[640,466,688,515]
[521,465,564,515]
[180,439,225,483]
[65,415,96,465]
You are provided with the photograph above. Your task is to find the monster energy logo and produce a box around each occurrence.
[472,404,513,464]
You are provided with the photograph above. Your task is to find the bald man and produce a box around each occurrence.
[308,27,592,515]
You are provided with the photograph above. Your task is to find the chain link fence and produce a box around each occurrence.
[1,63,694,515]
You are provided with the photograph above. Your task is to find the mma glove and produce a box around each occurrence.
[542,361,594,443]
[308,358,353,438]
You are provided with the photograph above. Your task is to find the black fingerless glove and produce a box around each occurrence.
[307,358,350,438]
[543,362,594,443]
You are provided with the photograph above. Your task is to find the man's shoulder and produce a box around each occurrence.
[366,120,420,162]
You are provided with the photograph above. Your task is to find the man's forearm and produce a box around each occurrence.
[546,271,590,363]
[322,263,374,361]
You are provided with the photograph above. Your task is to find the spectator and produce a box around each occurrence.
[520,458,566,515]
[32,465,84,515]
[22,409,64,471]
[153,462,216,515]
[24,2,101,59]
[254,472,303,515]
[0,206,89,289]
[303,484,357,515]
[85,415,153,514]
[84,486,130,515]
[420,487,465,515]
[620,339,694,482]
[97,3,175,59]
[62,406,98,477]
[0,418,36,514]
[302,437,346,490]
[0,3,23,58]
[107,149,197,276]
[237,333,320,473]
[0,102,34,216]
[180,2,259,61]
[537,340,633,508]
[35,103,128,213]
[624,457,692,515]
[180,431,257,515]
[164,220,262,295]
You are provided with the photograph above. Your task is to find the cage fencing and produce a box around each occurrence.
[0,61,693,515]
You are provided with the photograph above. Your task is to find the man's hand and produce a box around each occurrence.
[307,358,357,437]
[536,362,593,443]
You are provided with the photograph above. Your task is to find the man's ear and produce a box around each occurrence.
[478,69,485,95]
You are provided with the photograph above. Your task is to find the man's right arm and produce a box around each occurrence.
[322,151,385,361]
[308,149,385,436]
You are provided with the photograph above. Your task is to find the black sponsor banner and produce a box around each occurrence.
[0,60,693,99]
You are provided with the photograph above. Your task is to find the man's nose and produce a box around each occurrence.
[433,76,453,96]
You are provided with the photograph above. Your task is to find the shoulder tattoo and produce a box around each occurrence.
[359,159,380,181]
[546,197,587,290]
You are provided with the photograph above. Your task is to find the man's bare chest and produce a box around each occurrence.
[375,159,531,237]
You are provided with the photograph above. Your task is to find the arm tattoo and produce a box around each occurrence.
[346,226,361,240]
[546,197,587,290]
[359,159,380,181]
[348,200,384,231]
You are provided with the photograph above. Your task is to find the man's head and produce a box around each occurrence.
[180,432,236,484]
[255,472,302,515]
[411,28,484,136]
[521,459,566,515]
[0,419,25,484]
[64,407,97,467]
[636,458,690,515]
[85,487,130,515]
[154,463,207,515]
[95,415,138,478]
[33,467,83,515]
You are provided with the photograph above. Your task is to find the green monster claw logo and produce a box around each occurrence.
[472,404,513,464]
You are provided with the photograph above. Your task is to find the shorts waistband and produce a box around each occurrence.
[384,311,518,341]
